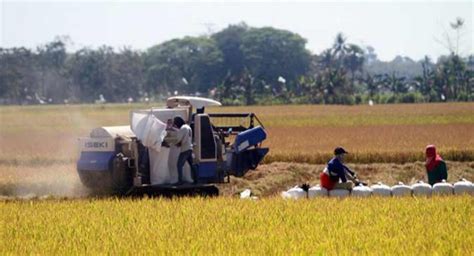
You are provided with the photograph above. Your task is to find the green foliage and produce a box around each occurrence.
[68,46,145,103]
[145,36,224,94]
[241,27,311,85]
[0,24,472,105]
[212,23,248,76]
[0,48,37,104]
[212,25,311,105]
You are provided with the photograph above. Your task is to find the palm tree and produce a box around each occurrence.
[416,56,436,100]
[383,73,407,94]
[318,49,333,70]
[332,33,347,58]
[365,74,378,99]
[344,44,365,91]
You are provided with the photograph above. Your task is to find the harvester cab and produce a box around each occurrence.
[76,96,269,196]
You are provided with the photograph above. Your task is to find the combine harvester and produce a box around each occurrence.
[77,96,269,197]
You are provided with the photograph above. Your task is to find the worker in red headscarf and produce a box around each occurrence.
[425,145,448,185]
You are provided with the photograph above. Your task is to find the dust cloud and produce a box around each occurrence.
[0,110,101,200]
[0,164,91,200]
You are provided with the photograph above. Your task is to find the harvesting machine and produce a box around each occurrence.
[76,96,269,196]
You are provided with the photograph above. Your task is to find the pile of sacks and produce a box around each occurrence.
[281,179,474,199]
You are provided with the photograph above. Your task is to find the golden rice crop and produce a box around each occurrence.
[0,103,473,164]
[1,103,473,255]
[1,102,473,196]
[1,196,473,255]
[265,124,474,164]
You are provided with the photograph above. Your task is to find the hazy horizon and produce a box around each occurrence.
[1,0,472,61]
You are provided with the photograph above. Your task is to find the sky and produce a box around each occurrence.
[1,0,472,61]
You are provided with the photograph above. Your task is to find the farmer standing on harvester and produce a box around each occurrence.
[320,147,362,190]
[173,116,197,185]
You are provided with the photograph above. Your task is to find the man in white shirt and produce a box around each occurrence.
[173,116,196,185]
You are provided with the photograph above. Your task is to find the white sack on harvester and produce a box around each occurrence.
[131,112,167,152]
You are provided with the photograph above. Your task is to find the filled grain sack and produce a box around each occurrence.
[351,184,372,197]
[132,112,171,184]
[453,179,473,195]
[149,146,171,184]
[281,186,306,200]
[411,181,432,197]
[167,144,193,184]
[432,180,454,196]
[308,186,328,198]
[131,112,166,152]
[370,182,392,197]
[329,189,350,198]
[391,182,412,197]
[240,189,252,199]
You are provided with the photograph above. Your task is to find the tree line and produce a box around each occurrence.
[0,22,472,105]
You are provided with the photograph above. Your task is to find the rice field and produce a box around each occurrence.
[1,102,473,164]
[2,197,473,255]
[0,102,473,195]
[1,102,473,254]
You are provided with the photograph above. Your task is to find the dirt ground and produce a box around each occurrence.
[219,161,474,197]
[1,161,472,199]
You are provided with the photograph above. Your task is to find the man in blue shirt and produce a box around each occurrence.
[320,147,359,190]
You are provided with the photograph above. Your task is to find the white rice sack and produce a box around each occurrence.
[308,186,328,198]
[351,184,372,197]
[432,180,454,196]
[281,186,306,200]
[370,182,392,197]
[281,191,291,199]
[391,182,412,197]
[411,181,432,197]
[453,179,474,195]
[131,113,166,152]
[329,189,350,198]
[240,189,252,199]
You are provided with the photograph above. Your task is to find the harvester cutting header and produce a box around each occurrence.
[77,96,269,196]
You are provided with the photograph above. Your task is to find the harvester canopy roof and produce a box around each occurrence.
[166,96,222,109]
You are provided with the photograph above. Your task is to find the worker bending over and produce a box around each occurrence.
[320,147,360,190]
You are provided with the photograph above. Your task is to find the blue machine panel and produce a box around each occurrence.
[231,148,269,177]
[234,126,267,153]
[197,162,217,178]
[77,151,115,171]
